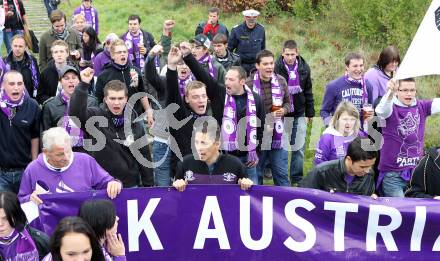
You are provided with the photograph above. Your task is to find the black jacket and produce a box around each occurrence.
[165,60,224,158]
[214,50,241,72]
[4,51,40,98]
[37,59,78,104]
[183,54,265,158]
[228,22,265,64]
[406,148,440,198]
[274,55,315,118]
[95,62,146,115]
[69,82,153,187]
[299,159,376,196]
[41,93,98,132]
[176,154,246,184]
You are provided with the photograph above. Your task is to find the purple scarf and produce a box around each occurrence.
[252,72,284,149]
[0,88,26,121]
[123,31,144,70]
[28,54,39,98]
[111,115,124,128]
[221,85,258,162]
[0,229,39,261]
[178,74,194,97]
[283,59,301,113]
[80,5,98,33]
[60,90,84,147]
[198,54,216,79]
[344,72,368,105]
[154,55,161,74]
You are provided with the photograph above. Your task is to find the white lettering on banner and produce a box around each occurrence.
[432,232,440,251]
[127,198,163,251]
[283,199,317,252]
[240,196,273,250]
[366,205,402,251]
[194,196,231,249]
[324,202,359,251]
[411,206,426,251]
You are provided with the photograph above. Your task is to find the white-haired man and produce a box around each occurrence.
[18,127,122,204]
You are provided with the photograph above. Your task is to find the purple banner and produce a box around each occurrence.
[38,186,440,260]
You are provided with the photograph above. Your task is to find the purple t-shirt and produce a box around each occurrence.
[320,75,373,125]
[379,100,432,172]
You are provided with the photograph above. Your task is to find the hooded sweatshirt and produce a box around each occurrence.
[18,152,114,203]
[313,127,366,165]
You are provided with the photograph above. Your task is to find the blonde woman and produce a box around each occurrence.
[314,101,366,165]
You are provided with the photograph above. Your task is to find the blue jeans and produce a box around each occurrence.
[289,116,307,184]
[3,29,23,54]
[0,169,24,194]
[238,156,258,185]
[257,149,289,186]
[381,171,408,197]
[152,140,172,186]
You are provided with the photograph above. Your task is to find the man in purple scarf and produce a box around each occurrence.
[121,14,155,71]
[274,39,314,185]
[375,78,440,197]
[18,127,122,204]
[73,0,99,35]
[178,41,265,185]
[320,52,374,126]
[0,71,40,193]
[245,49,291,186]
[4,35,40,99]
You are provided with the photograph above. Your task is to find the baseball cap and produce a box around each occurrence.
[242,9,260,17]
[59,65,79,79]
[191,34,211,49]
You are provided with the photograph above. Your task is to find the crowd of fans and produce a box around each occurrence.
[0,0,438,260]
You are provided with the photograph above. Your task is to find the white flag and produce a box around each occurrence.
[396,0,440,79]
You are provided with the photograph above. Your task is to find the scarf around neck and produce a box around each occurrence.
[198,53,216,79]
[252,72,284,149]
[80,4,97,32]
[124,30,145,69]
[0,228,39,261]
[344,72,368,105]
[221,85,258,162]
[60,90,85,147]
[52,26,70,41]
[0,87,26,121]
[283,58,301,113]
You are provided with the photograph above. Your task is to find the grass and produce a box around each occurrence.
[60,0,440,176]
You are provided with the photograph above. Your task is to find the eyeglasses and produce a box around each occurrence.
[398,89,416,93]
[113,50,127,55]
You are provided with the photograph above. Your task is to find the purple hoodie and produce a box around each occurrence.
[93,49,112,76]
[320,75,373,125]
[364,66,391,102]
[18,152,115,203]
[313,127,365,165]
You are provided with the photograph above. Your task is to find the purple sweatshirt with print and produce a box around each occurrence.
[18,152,114,203]
[320,75,373,125]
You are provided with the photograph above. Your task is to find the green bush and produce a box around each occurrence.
[324,0,430,51]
